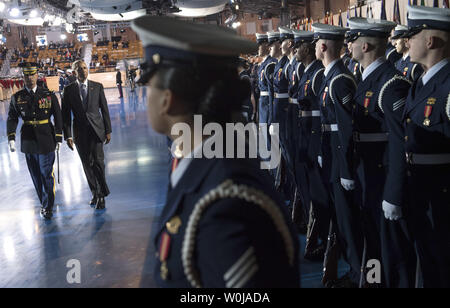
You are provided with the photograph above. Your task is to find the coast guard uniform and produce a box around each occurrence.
[293,30,330,258]
[313,23,364,286]
[402,5,450,288]
[131,16,300,288]
[6,62,62,219]
[347,18,417,288]
[272,28,293,167]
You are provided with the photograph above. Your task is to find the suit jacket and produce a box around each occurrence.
[62,80,112,143]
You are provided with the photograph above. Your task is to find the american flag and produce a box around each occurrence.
[393,0,401,24]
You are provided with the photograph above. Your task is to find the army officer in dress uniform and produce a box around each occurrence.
[131,16,300,288]
[6,62,62,219]
[402,4,450,288]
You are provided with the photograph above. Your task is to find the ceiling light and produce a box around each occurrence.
[0,3,6,12]
[232,21,241,28]
[10,8,21,18]
[60,34,67,40]
[29,9,38,18]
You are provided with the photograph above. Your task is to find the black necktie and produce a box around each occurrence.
[80,83,87,109]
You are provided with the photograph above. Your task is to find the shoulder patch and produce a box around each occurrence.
[378,75,412,113]
[329,74,357,105]
[446,92,450,121]
[311,68,325,96]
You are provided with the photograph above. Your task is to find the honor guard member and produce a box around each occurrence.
[256,33,276,157]
[237,57,253,122]
[293,30,329,260]
[313,23,364,288]
[385,34,402,65]
[132,16,300,288]
[345,32,363,84]
[392,25,424,82]
[6,62,62,219]
[272,27,294,175]
[347,17,416,288]
[266,31,281,127]
[402,4,450,288]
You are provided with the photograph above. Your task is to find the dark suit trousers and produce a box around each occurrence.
[76,126,110,198]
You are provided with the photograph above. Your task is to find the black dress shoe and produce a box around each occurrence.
[90,196,98,206]
[95,197,105,210]
[304,244,326,262]
[41,209,53,220]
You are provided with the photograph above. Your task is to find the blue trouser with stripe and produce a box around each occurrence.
[25,152,56,211]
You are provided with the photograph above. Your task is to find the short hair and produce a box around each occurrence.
[72,60,85,70]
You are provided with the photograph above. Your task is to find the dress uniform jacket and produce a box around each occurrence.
[353,60,416,287]
[385,44,402,66]
[7,86,62,154]
[319,59,357,183]
[348,58,363,84]
[395,55,424,82]
[239,70,253,121]
[296,60,324,164]
[154,153,300,288]
[318,59,363,282]
[404,59,450,288]
[257,56,276,126]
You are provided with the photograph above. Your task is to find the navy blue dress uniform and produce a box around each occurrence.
[272,27,294,168]
[132,16,300,288]
[402,5,450,288]
[395,54,423,83]
[292,31,331,257]
[256,33,277,154]
[385,42,402,66]
[6,62,62,219]
[312,23,364,285]
[347,18,416,288]
[391,25,424,83]
[347,58,363,84]
[238,59,253,122]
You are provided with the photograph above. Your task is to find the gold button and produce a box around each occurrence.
[407,118,411,123]
[312,130,315,134]
[378,164,382,168]
[405,136,408,141]
[444,188,448,193]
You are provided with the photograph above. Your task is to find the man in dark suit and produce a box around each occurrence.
[116,69,123,98]
[62,60,112,210]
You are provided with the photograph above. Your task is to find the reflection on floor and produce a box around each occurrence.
[0,86,341,287]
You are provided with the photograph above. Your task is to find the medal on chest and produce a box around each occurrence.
[322,87,328,107]
[158,216,182,280]
[278,68,283,81]
[260,70,264,82]
[403,67,408,76]
[292,72,296,85]
[304,80,310,96]
[423,98,436,127]
[364,91,373,116]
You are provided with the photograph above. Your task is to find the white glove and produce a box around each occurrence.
[9,140,16,152]
[269,124,274,135]
[382,200,403,221]
[56,142,61,152]
[340,178,355,191]
[318,156,322,168]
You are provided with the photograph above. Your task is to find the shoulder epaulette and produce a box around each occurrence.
[378,75,412,113]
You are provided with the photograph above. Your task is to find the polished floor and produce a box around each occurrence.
[0,86,346,287]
